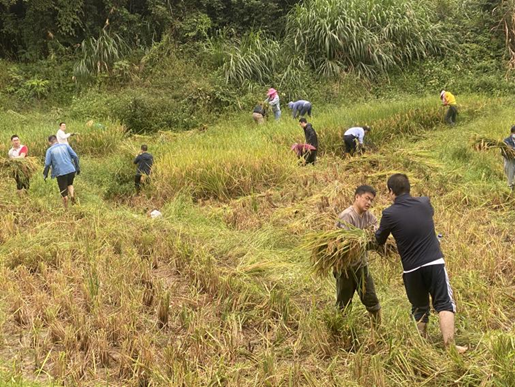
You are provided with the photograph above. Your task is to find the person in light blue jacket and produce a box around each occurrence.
[288,100,312,118]
[264,88,281,121]
[43,134,80,208]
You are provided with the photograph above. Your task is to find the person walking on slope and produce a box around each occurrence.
[8,134,30,191]
[264,88,281,121]
[299,118,318,165]
[440,90,457,125]
[56,122,76,144]
[343,126,370,156]
[335,185,381,326]
[43,135,80,208]
[288,100,312,119]
[134,144,154,193]
[503,126,515,191]
[375,174,467,353]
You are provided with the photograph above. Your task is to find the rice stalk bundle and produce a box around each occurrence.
[304,226,371,276]
[470,135,515,160]
[0,157,40,179]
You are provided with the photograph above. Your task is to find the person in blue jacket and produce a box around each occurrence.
[43,135,80,208]
[288,100,312,118]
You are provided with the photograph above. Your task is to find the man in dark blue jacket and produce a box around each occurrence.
[134,144,153,192]
[375,173,466,353]
[299,118,318,165]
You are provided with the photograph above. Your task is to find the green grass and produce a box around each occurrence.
[0,94,513,386]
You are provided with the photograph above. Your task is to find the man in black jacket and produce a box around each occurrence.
[375,174,466,353]
[299,118,318,164]
[134,144,154,192]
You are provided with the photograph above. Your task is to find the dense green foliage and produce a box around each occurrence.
[0,0,298,60]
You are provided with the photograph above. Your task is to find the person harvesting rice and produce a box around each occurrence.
[264,88,281,121]
[134,144,153,193]
[288,100,312,119]
[43,135,80,209]
[503,125,515,191]
[299,118,318,165]
[343,126,370,156]
[440,90,457,125]
[56,122,76,145]
[8,134,29,191]
[375,174,467,353]
[334,185,381,326]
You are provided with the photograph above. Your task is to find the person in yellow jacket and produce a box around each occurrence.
[440,90,457,125]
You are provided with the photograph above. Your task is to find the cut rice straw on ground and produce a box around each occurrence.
[470,135,515,160]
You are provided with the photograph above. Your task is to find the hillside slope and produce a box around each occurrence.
[0,95,513,386]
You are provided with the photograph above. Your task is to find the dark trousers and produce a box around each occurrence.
[334,265,380,313]
[445,105,457,125]
[304,150,317,165]
[135,174,150,191]
[344,135,358,154]
[14,173,29,190]
[403,264,456,323]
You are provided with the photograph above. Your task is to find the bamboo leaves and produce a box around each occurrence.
[285,0,450,77]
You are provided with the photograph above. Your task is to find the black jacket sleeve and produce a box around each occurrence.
[375,211,392,245]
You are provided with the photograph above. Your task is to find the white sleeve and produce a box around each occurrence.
[57,130,71,140]
[358,129,365,144]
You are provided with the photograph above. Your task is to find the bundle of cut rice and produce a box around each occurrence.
[0,157,40,179]
[470,135,515,160]
[304,226,371,276]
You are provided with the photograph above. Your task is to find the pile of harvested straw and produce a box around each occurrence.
[0,157,40,179]
[470,135,515,160]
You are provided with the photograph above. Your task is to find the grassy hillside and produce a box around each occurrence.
[0,95,513,386]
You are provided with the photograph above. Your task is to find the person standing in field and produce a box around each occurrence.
[299,118,318,165]
[134,144,153,192]
[56,122,76,144]
[288,100,312,119]
[335,185,381,326]
[252,102,266,124]
[343,126,370,156]
[43,135,80,208]
[8,134,29,191]
[375,174,467,353]
[440,90,458,125]
[264,88,281,121]
[503,125,515,191]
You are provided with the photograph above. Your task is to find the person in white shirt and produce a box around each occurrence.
[56,122,76,144]
[343,126,370,156]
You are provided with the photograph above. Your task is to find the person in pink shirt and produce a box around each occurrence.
[8,134,29,191]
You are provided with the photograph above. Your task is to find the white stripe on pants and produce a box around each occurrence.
[443,267,456,313]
